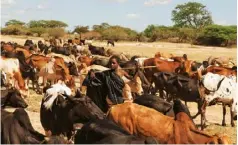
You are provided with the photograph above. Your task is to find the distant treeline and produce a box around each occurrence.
[1,2,237,47]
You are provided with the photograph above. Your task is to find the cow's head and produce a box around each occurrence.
[68,90,105,123]
[67,62,79,76]
[7,87,28,108]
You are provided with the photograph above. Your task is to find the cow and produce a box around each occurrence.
[142,57,183,83]
[133,95,192,118]
[203,65,237,77]
[74,119,158,144]
[207,56,235,67]
[88,44,106,56]
[170,54,188,62]
[65,62,79,76]
[152,72,209,130]
[106,49,129,61]
[0,57,28,97]
[16,51,41,94]
[1,109,68,144]
[1,87,28,108]
[200,72,237,127]
[107,101,231,144]
[40,82,105,139]
[107,40,115,47]
[38,40,50,55]
[1,108,45,144]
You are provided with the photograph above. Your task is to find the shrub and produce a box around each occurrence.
[29,27,47,36]
[196,25,237,47]
[47,28,66,38]
[1,25,29,35]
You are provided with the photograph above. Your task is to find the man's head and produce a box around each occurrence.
[108,55,120,70]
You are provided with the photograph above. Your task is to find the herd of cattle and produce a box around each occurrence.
[0,38,237,144]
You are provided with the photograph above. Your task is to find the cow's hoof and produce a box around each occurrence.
[222,122,226,126]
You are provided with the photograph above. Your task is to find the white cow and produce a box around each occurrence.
[43,81,72,110]
[0,57,28,97]
[201,72,237,126]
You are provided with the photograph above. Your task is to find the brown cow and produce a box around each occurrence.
[170,54,188,62]
[143,57,182,83]
[107,102,231,144]
[154,52,173,59]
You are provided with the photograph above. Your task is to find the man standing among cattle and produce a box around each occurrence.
[83,55,133,112]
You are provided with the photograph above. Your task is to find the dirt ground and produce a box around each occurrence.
[2,35,237,143]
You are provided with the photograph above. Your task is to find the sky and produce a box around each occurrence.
[1,0,237,32]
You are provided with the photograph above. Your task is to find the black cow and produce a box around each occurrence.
[65,62,79,76]
[153,72,206,129]
[1,109,68,144]
[24,39,36,51]
[107,40,115,47]
[74,119,158,144]
[38,40,50,55]
[88,44,106,56]
[152,72,176,98]
[16,51,41,94]
[1,109,45,144]
[134,94,196,127]
[51,46,71,56]
[1,87,28,108]
[40,89,105,139]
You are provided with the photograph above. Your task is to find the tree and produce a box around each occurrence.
[28,20,47,28]
[171,2,213,29]
[5,19,25,26]
[92,22,111,33]
[196,25,237,46]
[45,20,68,28]
[73,25,89,39]
[27,20,68,28]
[143,25,156,38]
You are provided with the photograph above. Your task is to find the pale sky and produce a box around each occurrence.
[1,0,237,32]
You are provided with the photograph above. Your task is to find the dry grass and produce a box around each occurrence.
[2,35,237,143]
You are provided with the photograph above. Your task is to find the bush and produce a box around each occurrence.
[81,31,102,40]
[29,27,47,37]
[196,25,237,47]
[1,25,29,35]
[47,28,66,38]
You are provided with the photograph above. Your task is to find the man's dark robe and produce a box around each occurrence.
[82,70,125,112]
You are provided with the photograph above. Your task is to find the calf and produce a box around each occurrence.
[74,119,158,144]
[107,102,231,144]
[1,87,28,108]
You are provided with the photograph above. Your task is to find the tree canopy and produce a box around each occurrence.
[171,2,213,29]
[28,20,68,28]
[5,19,25,26]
